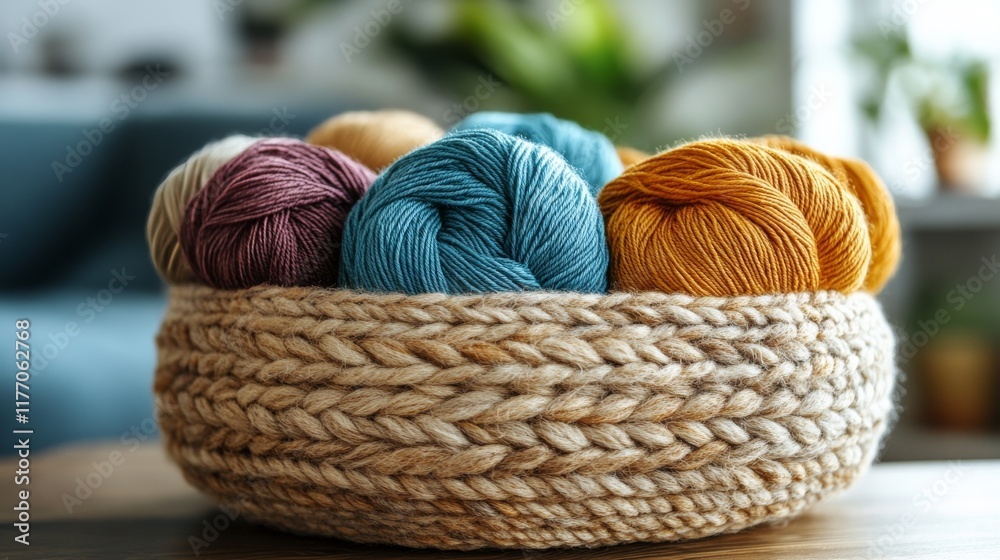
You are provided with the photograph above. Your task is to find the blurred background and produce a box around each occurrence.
[0,0,998,460]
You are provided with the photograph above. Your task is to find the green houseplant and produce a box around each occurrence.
[854,31,991,192]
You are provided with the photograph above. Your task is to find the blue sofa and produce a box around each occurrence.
[0,106,341,453]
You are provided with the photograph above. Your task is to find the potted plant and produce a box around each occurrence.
[854,32,991,193]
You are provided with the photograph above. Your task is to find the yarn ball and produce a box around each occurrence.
[452,112,623,196]
[340,129,608,295]
[180,138,376,289]
[305,109,445,172]
[147,135,259,283]
[598,138,875,296]
[753,135,901,293]
[617,146,651,168]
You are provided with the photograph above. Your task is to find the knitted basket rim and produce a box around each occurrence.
[168,282,871,305]
[163,283,881,327]
[155,284,897,550]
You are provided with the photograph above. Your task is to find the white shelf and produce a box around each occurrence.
[881,425,1000,462]
[896,195,1000,231]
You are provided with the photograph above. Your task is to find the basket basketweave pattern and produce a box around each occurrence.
[154,285,896,550]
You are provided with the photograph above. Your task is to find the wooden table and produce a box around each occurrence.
[2,443,997,559]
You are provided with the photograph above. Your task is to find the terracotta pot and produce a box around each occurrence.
[920,332,995,431]
[928,126,989,194]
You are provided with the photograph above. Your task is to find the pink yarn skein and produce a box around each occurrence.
[180,138,375,289]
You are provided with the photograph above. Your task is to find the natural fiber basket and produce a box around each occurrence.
[154,285,896,550]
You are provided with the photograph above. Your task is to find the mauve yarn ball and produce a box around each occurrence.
[180,138,376,289]
[339,129,608,295]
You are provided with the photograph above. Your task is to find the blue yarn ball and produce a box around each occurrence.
[340,129,609,295]
[452,112,623,196]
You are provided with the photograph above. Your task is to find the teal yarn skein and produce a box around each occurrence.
[452,111,623,196]
[340,129,609,295]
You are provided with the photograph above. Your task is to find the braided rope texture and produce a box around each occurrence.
[154,285,897,550]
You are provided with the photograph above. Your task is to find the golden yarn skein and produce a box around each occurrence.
[599,138,876,296]
[306,110,445,172]
[753,135,901,293]
[616,146,651,168]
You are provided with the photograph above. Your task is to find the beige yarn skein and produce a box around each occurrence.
[146,135,259,284]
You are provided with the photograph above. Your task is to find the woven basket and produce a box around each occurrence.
[154,285,896,550]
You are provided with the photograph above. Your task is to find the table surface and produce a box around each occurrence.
[1,442,997,560]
